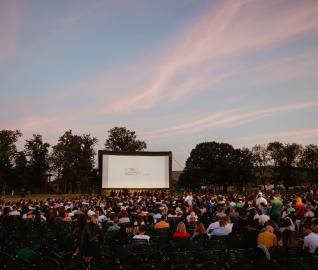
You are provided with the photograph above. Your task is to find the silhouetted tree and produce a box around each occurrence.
[180,142,236,192]
[299,144,318,184]
[105,127,146,151]
[267,142,302,191]
[233,147,254,191]
[0,130,22,193]
[51,130,98,193]
[24,134,50,193]
[252,144,271,189]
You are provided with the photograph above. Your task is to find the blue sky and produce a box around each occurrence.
[1,0,318,169]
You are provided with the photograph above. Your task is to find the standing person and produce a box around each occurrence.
[185,192,193,207]
[270,193,283,226]
[256,192,267,207]
[295,197,305,232]
[80,214,103,270]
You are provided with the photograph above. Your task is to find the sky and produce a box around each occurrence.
[1,0,318,170]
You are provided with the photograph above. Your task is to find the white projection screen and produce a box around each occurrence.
[99,151,172,189]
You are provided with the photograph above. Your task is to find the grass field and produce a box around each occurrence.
[1,194,92,202]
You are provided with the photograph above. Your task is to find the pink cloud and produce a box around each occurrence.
[0,1,23,64]
[232,128,318,147]
[143,100,318,138]
[107,0,318,113]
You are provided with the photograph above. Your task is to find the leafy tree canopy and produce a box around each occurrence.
[105,127,147,151]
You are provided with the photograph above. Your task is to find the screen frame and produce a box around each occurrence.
[98,150,172,190]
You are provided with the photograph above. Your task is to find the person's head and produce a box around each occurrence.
[219,219,226,228]
[90,214,98,224]
[296,197,303,206]
[303,223,313,235]
[282,218,292,227]
[138,226,146,235]
[268,219,278,231]
[195,222,206,235]
[313,225,318,234]
[176,222,187,233]
[265,225,274,233]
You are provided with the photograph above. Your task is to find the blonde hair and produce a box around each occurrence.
[176,222,187,233]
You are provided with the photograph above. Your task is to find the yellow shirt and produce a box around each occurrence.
[154,221,170,230]
[257,230,277,249]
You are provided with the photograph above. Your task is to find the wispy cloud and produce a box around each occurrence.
[0,1,23,64]
[143,100,318,138]
[107,0,318,113]
[232,128,318,147]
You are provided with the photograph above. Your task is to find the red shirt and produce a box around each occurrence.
[173,232,190,238]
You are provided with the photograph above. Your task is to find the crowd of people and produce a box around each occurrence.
[1,189,318,269]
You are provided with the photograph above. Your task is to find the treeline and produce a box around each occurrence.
[0,127,147,194]
[179,141,318,192]
[1,127,318,194]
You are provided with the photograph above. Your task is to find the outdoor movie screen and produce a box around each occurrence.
[99,151,172,189]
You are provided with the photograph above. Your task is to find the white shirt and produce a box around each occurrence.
[256,196,268,206]
[185,195,193,206]
[87,209,95,216]
[9,210,20,216]
[304,232,318,254]
[153,213,162,221]
[132,234,151,242]
[207,221,232,236]
[207,221,220,235]
[97,215,107,224]
[254,214,270,226]
[118,217,130,224]
[211,227,230,236]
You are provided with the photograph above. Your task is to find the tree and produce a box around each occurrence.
[13,151,29,191]
[24,134,50,192]
[179,141,236,192]
[267,142,302,191]
[267,142,285,186]
[299,144,318,184]
[104,127,147,151]
[51,130,98,193]
[251,144,271,189]
[0,130,22,193]
[232,148,254,191]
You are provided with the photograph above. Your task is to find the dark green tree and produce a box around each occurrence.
[251,144,271,189]
[267,142,284,185]
[13,151,29,191]
[0,130,22,193]
[51,130,98,193]
[179,141,236,192]
[105,127,147,151]
[232,147,254,191]
[299,144,318,184]
[24,134,50,192]
[267,142,302,191]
